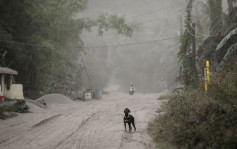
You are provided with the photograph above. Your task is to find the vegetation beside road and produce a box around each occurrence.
[148,0,237,148]
[0,100,29,119]
[148,63,237,149]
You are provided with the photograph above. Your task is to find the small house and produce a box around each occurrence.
[0,67,24,101]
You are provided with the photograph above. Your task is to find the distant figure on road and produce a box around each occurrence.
[129,81,135,95]
[130,81,135,92]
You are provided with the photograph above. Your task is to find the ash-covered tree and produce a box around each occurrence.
[228,0,237,13]
[207,0,222,34]
[0,0,135,96]
[178,1,198,87]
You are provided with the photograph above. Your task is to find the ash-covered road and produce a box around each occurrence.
[0,91,163,149]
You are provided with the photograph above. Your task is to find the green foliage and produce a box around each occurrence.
[0,100,29,119]
[158,93,182,100]
[13,100,29,113]
[178,7,192,59]
[0,0,135,95]
[196,20,205,47]
[0,110,16,120]
[207,0,222,34]
[178,6,197,87]
[96,13,135,37]
[216,28,237,64]
[148,65,237,149]
[216,28,237,51]
[220,42,237,66]
[228,0,237,13]
[208,65,237,102]
[0,49,7,66]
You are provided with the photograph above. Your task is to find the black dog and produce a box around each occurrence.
[124,108,136,132]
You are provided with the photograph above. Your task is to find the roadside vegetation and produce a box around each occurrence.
[157,92,182,100]
[149,62,237,149]
[149,0,237,148]
[0,100,29,119]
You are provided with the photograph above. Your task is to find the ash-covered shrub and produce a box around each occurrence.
[0,100,29,119]
[13,100,29,113]
[148,65,237,149]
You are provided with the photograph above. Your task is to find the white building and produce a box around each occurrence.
[0,67,24,101]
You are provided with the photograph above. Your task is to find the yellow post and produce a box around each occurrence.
[206,60,210,83]
[205,82,208,92]
[204,60,210,93]
[204,68,207,92]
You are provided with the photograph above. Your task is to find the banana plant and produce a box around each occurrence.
[220,42,237,66]
[216,28,237,65]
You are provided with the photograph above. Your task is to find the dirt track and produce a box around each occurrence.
[0,91,163,149]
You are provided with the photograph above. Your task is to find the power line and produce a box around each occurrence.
[0,6,185,40]
[84,36,177,49]
[0,39,40,46]
[81,23,179,38]
[183,5,235,39]
[81,9,184,37]
[188,8,235,38]
[208,8,229,34]
[0,36,178,49]
[0,6,184,49]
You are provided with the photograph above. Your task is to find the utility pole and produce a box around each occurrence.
[192,23,196,71]
[79,52,93,91]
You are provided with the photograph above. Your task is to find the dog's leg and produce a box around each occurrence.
[124,117,127,131]
[128,123,132,132]
[132,120,136,132]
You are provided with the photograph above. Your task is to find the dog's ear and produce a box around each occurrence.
[127,109,130,113]
[124,108,131,113]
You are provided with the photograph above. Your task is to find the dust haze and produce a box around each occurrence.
[78,0,187,93]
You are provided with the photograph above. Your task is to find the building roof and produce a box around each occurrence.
[0,67,18,75]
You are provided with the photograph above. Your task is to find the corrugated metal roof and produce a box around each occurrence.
[0,67,18,75]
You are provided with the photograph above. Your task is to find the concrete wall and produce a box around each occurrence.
[0,74,24,100]
[4,84,24,99]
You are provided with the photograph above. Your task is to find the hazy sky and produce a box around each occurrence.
[78,0,187,93]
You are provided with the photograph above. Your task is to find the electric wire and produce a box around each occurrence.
[0,39,40,46]
[184,7,236,39]
[0,4,186,49]
[84,36,177,49]
[0,36,178,49]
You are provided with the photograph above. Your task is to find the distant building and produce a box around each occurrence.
[0,67,24,101]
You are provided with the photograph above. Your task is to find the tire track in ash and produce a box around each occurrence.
[23,107,96,149]
[0,114,62,148]
[0,104,93,149]
[118,93,158,149]
[80,110,122,149]
[0,92,161,149]
[32,114,62,128]
[118,130,155,149]
[57,101,123,149]
[55,112,96,149]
